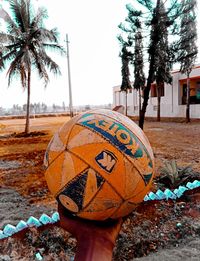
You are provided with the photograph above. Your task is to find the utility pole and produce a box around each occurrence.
[66,34,73,117]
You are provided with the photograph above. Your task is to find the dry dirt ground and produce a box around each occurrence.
[0,116,200,260]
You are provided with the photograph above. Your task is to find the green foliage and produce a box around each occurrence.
[154,0,172,86]
[136,0,153,11]
[176,0,198,76]
[133,19,145,91]
[118,0,182,129]
[160,160,180,185]
[119,45,132,92]
[157,160,200,189]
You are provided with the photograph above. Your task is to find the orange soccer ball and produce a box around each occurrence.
[44,109,154,221]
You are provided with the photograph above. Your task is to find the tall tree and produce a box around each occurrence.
[176,0,198,123]
[139,0,158,128]
[0,0,65,133]
[118,36,132,116]
[154,0,172,121]
[139,0,177,128]
[119,0,181,129]
[133,18,145,120]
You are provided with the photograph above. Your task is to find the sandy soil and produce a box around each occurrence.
[0,116,200,260]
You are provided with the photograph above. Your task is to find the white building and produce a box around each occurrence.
[113,65,200,119]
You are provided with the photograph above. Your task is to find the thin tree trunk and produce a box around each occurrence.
[139,0,159,130]
[125,91,127,116]
[25,68,31,134]
[157,84,161,122]
[139,63,155,129]
[186,74,190,123]
[138,87,141,120]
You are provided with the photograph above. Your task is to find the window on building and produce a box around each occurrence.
[151,83,164,97]
[196,82,200,102]
[182,84,187,104]
[182,81,200,105]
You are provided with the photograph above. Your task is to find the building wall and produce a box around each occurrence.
[113,65,200,119]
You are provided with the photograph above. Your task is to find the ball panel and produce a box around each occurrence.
[78,181,122,220]
[128,178,147,200]
[58,170,88,212]
[132,153,154,179]
[66,124,85,143]
[83,168,102,208]
[78,207,118,221]
[128,179,152,204]
[110,201,138,219]
[45,152,66,196]
[66,152,89,180]
[44,132,65,168]
[67,125,107,150]
[88,109,154,160]
[77,112,154,183]
[123,158,142,199]
[58,168,105,214]
[59,194,79,213]
[45,151,89,196]
[58,114,81,146]
[68,142,126,198]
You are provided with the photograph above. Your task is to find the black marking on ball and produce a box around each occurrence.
[143,173,153,185]
[96,172,105,188]
[59,171,88,211]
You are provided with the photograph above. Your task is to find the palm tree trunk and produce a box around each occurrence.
[186,74,190,123]
[25,68,31,134]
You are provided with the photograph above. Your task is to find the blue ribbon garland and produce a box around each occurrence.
[1,180,200,240]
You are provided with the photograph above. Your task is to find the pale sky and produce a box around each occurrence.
[0,0,199,108]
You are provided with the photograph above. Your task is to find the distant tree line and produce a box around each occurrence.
[0,102,68,116]
[0,102,112,116]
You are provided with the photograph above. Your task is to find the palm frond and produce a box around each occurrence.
[42,52,61,75]
[0,32,20,43]
[6,49,24,86]
[0,49,18,70]
[4,42,21,50]
[0,7,20,35]
[30,47,49,85]
[20,0,31,30]
[7,60,20,87]
[8,0,26,32]
[31,7,48,28]
[42,43,66,55]
[35,28,60,43]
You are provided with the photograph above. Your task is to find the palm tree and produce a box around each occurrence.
[0,0,65,134]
